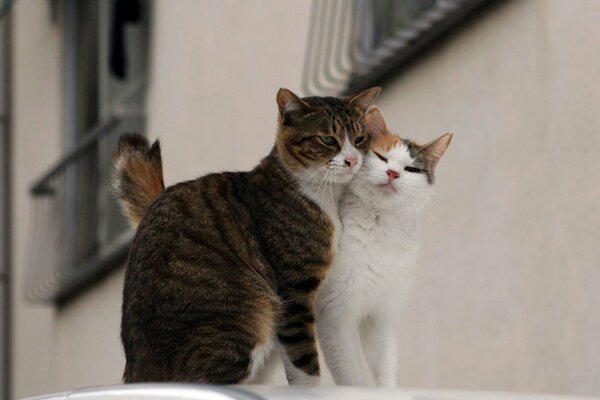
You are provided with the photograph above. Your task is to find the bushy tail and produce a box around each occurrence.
[112,133,165,228]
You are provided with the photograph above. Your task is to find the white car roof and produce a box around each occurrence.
[23,384,597,400]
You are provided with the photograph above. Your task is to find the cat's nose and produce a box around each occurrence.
[387,169,400,181]
[345,156,358,169]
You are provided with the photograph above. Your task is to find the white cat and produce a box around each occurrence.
[316,107,452,387]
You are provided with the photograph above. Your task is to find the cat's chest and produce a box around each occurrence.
[301,185,342,254]
[341,205,420,274]
[325,206,419,314]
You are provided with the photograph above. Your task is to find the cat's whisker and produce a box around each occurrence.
[328,174,336,204]
[296,170,322,193]
[315,170,330,208]
[294,165,328,199]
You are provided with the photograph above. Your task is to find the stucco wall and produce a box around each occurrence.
[12,0,313,397]
[376,0,600,395]
[11,1,62,398]
[10,0,600,398]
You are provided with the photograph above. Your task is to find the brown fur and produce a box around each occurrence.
[116,88,380,384]
[372,132,403,153]
[275,88,379,173]
[112,133,165,227]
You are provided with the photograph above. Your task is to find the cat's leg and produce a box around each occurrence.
[277,341,319,385]
[317,304,369,386]
[167,285,278,384]
[362,313,398,387]
[277,295,322,385]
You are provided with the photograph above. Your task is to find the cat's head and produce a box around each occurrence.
[276,87,381,184]
[351,107,452,211]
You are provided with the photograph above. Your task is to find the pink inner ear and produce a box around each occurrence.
[348,87,381,113]
[424,133,452,163]
[364,106,387,139]
[276,88,310,115]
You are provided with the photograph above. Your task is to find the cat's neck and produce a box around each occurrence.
[260,146,344,205]
[343,190,421,236]
[301,178,343,254]
[262,146,344,252]
[299,179,343,215]
[255,147,299,192]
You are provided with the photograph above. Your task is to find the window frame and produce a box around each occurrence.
[301,0,497,96]
[26,0,150,304]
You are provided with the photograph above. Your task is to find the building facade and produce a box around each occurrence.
[4,0,600,398]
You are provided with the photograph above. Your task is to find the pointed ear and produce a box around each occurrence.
[277,88,312,121]
[347,87,381,114]
[422,133,452,166]
[364,106,387,139]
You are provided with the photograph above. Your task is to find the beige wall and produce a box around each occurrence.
[378,0,600,395]
[10,0,600,398]
[11,1,62,398]
[11,0,312,397]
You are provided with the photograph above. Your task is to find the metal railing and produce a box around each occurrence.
[25,114,144,304]
[302,0,495,96]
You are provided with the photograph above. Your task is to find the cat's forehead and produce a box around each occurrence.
[303,96,359,127]
[372,134,424,164]
[371,132,401,153]
[387,142,414,164]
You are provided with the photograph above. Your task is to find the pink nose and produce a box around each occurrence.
[345,156,358,169]
[344,156,358,169]
[387,169,400,181]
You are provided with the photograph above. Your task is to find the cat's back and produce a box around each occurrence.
[121,170,281,383]
[126,170,270,279]
[147,170,248,221]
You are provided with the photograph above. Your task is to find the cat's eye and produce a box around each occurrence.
[320,135,336,146]
[354,136,365,145]
[373,151,388,162]
[404,166,424,173]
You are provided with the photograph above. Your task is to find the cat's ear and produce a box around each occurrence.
[347,87,381,114]
[364,106,387,139]
[422,133,452,166]
[277,88,312,123]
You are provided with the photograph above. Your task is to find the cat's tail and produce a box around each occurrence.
[112,133,165,228]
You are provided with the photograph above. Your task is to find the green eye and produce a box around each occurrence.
[320,135,336,146]
[354,136,365,145]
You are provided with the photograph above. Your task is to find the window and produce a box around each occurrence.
[302,0,494,95]
[26,0,150,303]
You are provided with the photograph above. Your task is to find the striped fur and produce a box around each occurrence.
[118,88,380,384]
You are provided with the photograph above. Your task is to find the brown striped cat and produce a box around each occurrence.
[113,87,381,385]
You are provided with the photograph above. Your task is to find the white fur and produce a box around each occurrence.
[316,143,433,387]
[246,335,276,383]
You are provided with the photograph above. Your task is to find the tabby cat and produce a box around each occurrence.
[316,107,452,386]
[113,87,381,384]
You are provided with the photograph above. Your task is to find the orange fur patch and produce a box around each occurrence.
[371,132,402,153]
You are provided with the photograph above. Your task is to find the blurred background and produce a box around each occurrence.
[0,0,599,398]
